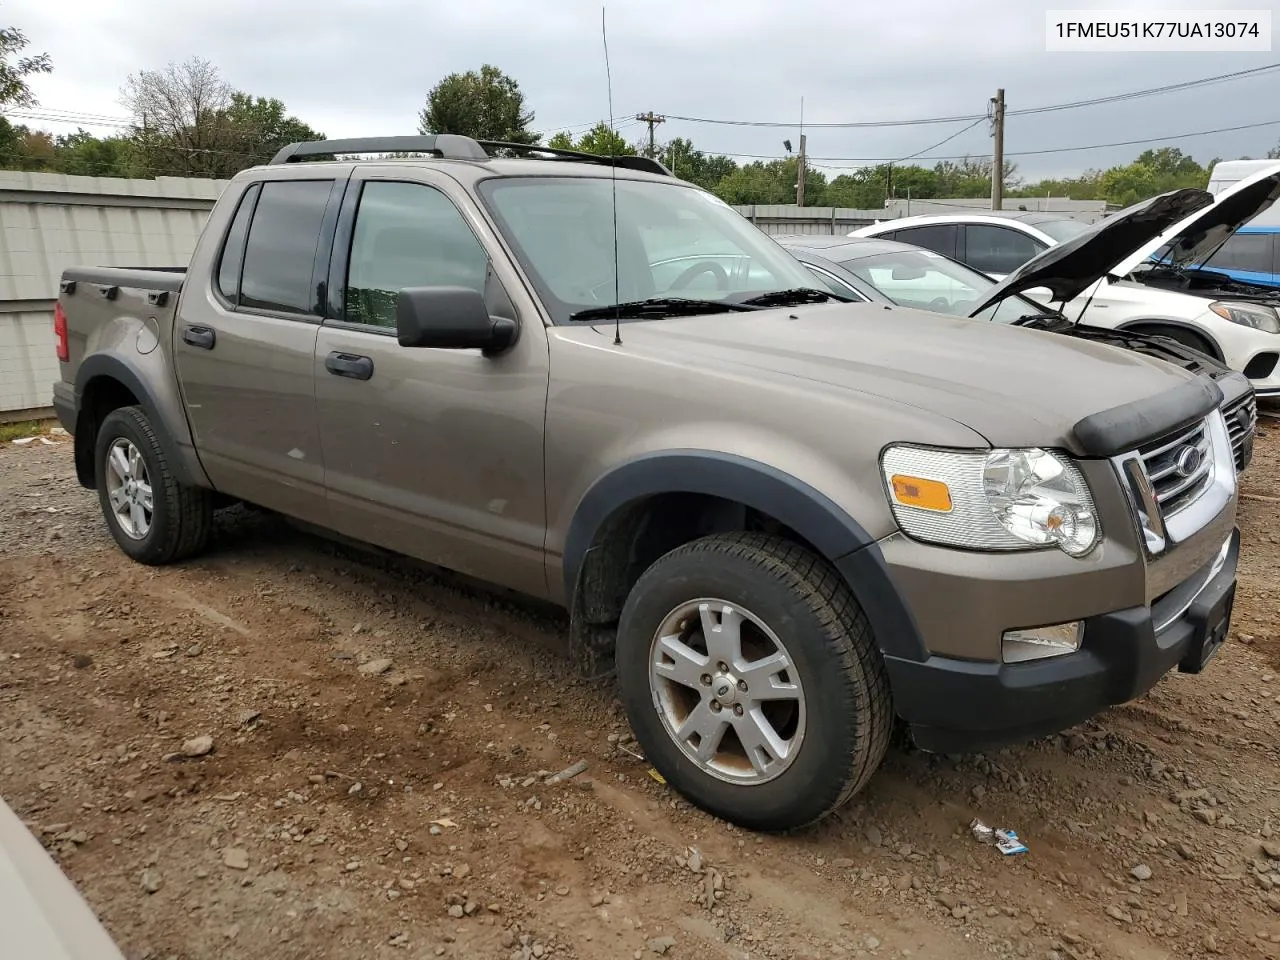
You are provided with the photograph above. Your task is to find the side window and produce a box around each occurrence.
[215,183,259,304]
[239,179,334,315]
[893,225,957,259]
[964,225,1043,275]
[1203,232,1273,273]
[344,181,489,329]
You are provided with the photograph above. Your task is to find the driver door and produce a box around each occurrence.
[313,168,551,600]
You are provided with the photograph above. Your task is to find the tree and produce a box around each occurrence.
[418,65,537,144]
[120,57,322,178]
[0,16,50,109]
[712,158,827,206]
[1267,140,1280,160]
[660,137,738,191]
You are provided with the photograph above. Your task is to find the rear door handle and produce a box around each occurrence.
[325,351,374,380]
[182,325,216,349]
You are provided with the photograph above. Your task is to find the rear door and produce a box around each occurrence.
[312,167,551,600]
[172,172,345,523]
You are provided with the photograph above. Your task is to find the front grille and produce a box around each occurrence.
[1223,393,1257,473]
[1138,419,1213,518]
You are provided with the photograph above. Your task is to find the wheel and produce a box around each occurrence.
[94,405,212,565]
[615,532,892,831]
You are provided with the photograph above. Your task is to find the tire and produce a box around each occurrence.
[94,405,212,565]
[615,532,892,831]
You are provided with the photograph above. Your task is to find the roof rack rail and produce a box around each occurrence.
[269,135,490,165]
[268,135,673,177]
[475,140,671,177]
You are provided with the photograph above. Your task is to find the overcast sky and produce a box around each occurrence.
[6,0,1279,182]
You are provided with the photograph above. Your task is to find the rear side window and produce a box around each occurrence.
[239,179,334,315]
[215,183,260,303]
[892,224,958,259]
[344,181,489,329]
[1204,232,1275,274]
[963,224,1043,275]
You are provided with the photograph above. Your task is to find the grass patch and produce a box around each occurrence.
[0,419,58,443]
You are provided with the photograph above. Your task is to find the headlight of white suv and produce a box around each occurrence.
[881,445,1099,557]
[1209,301,1280,333]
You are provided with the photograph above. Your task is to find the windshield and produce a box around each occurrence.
[478,176,821,323]
[1033,218,1092,243]
[841,248,1049,323]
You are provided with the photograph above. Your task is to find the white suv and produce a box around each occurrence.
[852,165,1280,398]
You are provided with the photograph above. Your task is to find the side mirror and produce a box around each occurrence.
[395,286,517,353]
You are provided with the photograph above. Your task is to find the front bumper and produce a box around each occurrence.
[884,527,1238,753]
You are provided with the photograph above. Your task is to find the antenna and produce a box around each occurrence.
[602,5,622,346]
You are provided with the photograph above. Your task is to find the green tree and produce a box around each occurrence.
[712,158,826,206]
[660,137,738,190]
[1266,140,1279,160]
[121,57,322,177]
[52,129,140,177]
[545,122,637,157]
[418,64,537,144]
[0,15,50,109]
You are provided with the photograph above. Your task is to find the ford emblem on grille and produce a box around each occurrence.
[1173,444,1203,479]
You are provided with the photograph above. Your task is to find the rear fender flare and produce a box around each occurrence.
[74,353,207,488]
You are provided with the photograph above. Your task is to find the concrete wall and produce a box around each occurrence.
[0,171,227,417]
[732,197,1110,236]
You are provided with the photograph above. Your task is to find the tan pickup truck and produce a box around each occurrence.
[52,135,1241,831]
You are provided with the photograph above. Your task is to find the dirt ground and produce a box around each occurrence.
[2,427,1280,960]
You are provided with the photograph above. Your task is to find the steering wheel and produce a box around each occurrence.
[929,297,951,311]
[670,261,730,291]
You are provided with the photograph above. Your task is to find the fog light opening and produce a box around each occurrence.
[1002,621,1083,663]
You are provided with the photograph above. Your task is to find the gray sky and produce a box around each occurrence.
[7,0,1279,182]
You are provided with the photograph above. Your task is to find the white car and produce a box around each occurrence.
[852,165,1280,398]
[0,795,125,959]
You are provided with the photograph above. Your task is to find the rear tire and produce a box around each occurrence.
[94,406,212,565]
[615,532,892,831]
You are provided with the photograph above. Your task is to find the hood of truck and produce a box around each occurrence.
[575,302,1209,454]
[1112,162,1280,276]
[968,188,1214,314]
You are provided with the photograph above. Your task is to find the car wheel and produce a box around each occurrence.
[615,532,892,831]
[94,405,212,565]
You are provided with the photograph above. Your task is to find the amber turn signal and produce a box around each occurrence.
[890,474,953,512]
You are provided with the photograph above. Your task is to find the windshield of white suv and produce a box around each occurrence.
[478,176,828,324]
[842,248,1049,323]
[1033,218,1093,243]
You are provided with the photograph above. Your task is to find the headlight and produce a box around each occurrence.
[881,445,1099,557]
[1209,301,1280,333]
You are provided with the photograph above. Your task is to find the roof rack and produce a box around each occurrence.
[268,134,672,177]
[269,135,490,165]
[475,140,671,177]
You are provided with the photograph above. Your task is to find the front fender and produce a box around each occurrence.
[563,450,928,661]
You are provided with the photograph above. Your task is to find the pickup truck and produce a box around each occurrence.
[52,135,1241,832]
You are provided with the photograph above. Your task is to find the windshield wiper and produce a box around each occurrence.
[731,287,842,307]
[568,297,759,322]
[1012,313,1073,331]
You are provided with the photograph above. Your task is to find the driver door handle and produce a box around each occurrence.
[325,351,374,381]
[182,325,216,349]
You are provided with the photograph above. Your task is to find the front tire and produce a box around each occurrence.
[615,532,892,831]
[94,406,212,565]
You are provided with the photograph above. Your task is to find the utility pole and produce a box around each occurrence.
[796,134,807,207]
[635,112,665,158]
[990,88,1005,211]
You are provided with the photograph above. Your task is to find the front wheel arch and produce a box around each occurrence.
[1117,319,1224,362]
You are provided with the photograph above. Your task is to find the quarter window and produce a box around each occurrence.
[344,181,489,329]
[239,179,334,315]
[215,183,259,303]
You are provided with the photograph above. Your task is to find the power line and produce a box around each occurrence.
[660,62,1280,129]
[705,116,1280,168]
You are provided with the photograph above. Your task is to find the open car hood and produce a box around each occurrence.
[1111,162,1280,276]
[967,188,1214,316]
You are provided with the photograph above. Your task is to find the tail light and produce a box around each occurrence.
[54,302,69,363]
